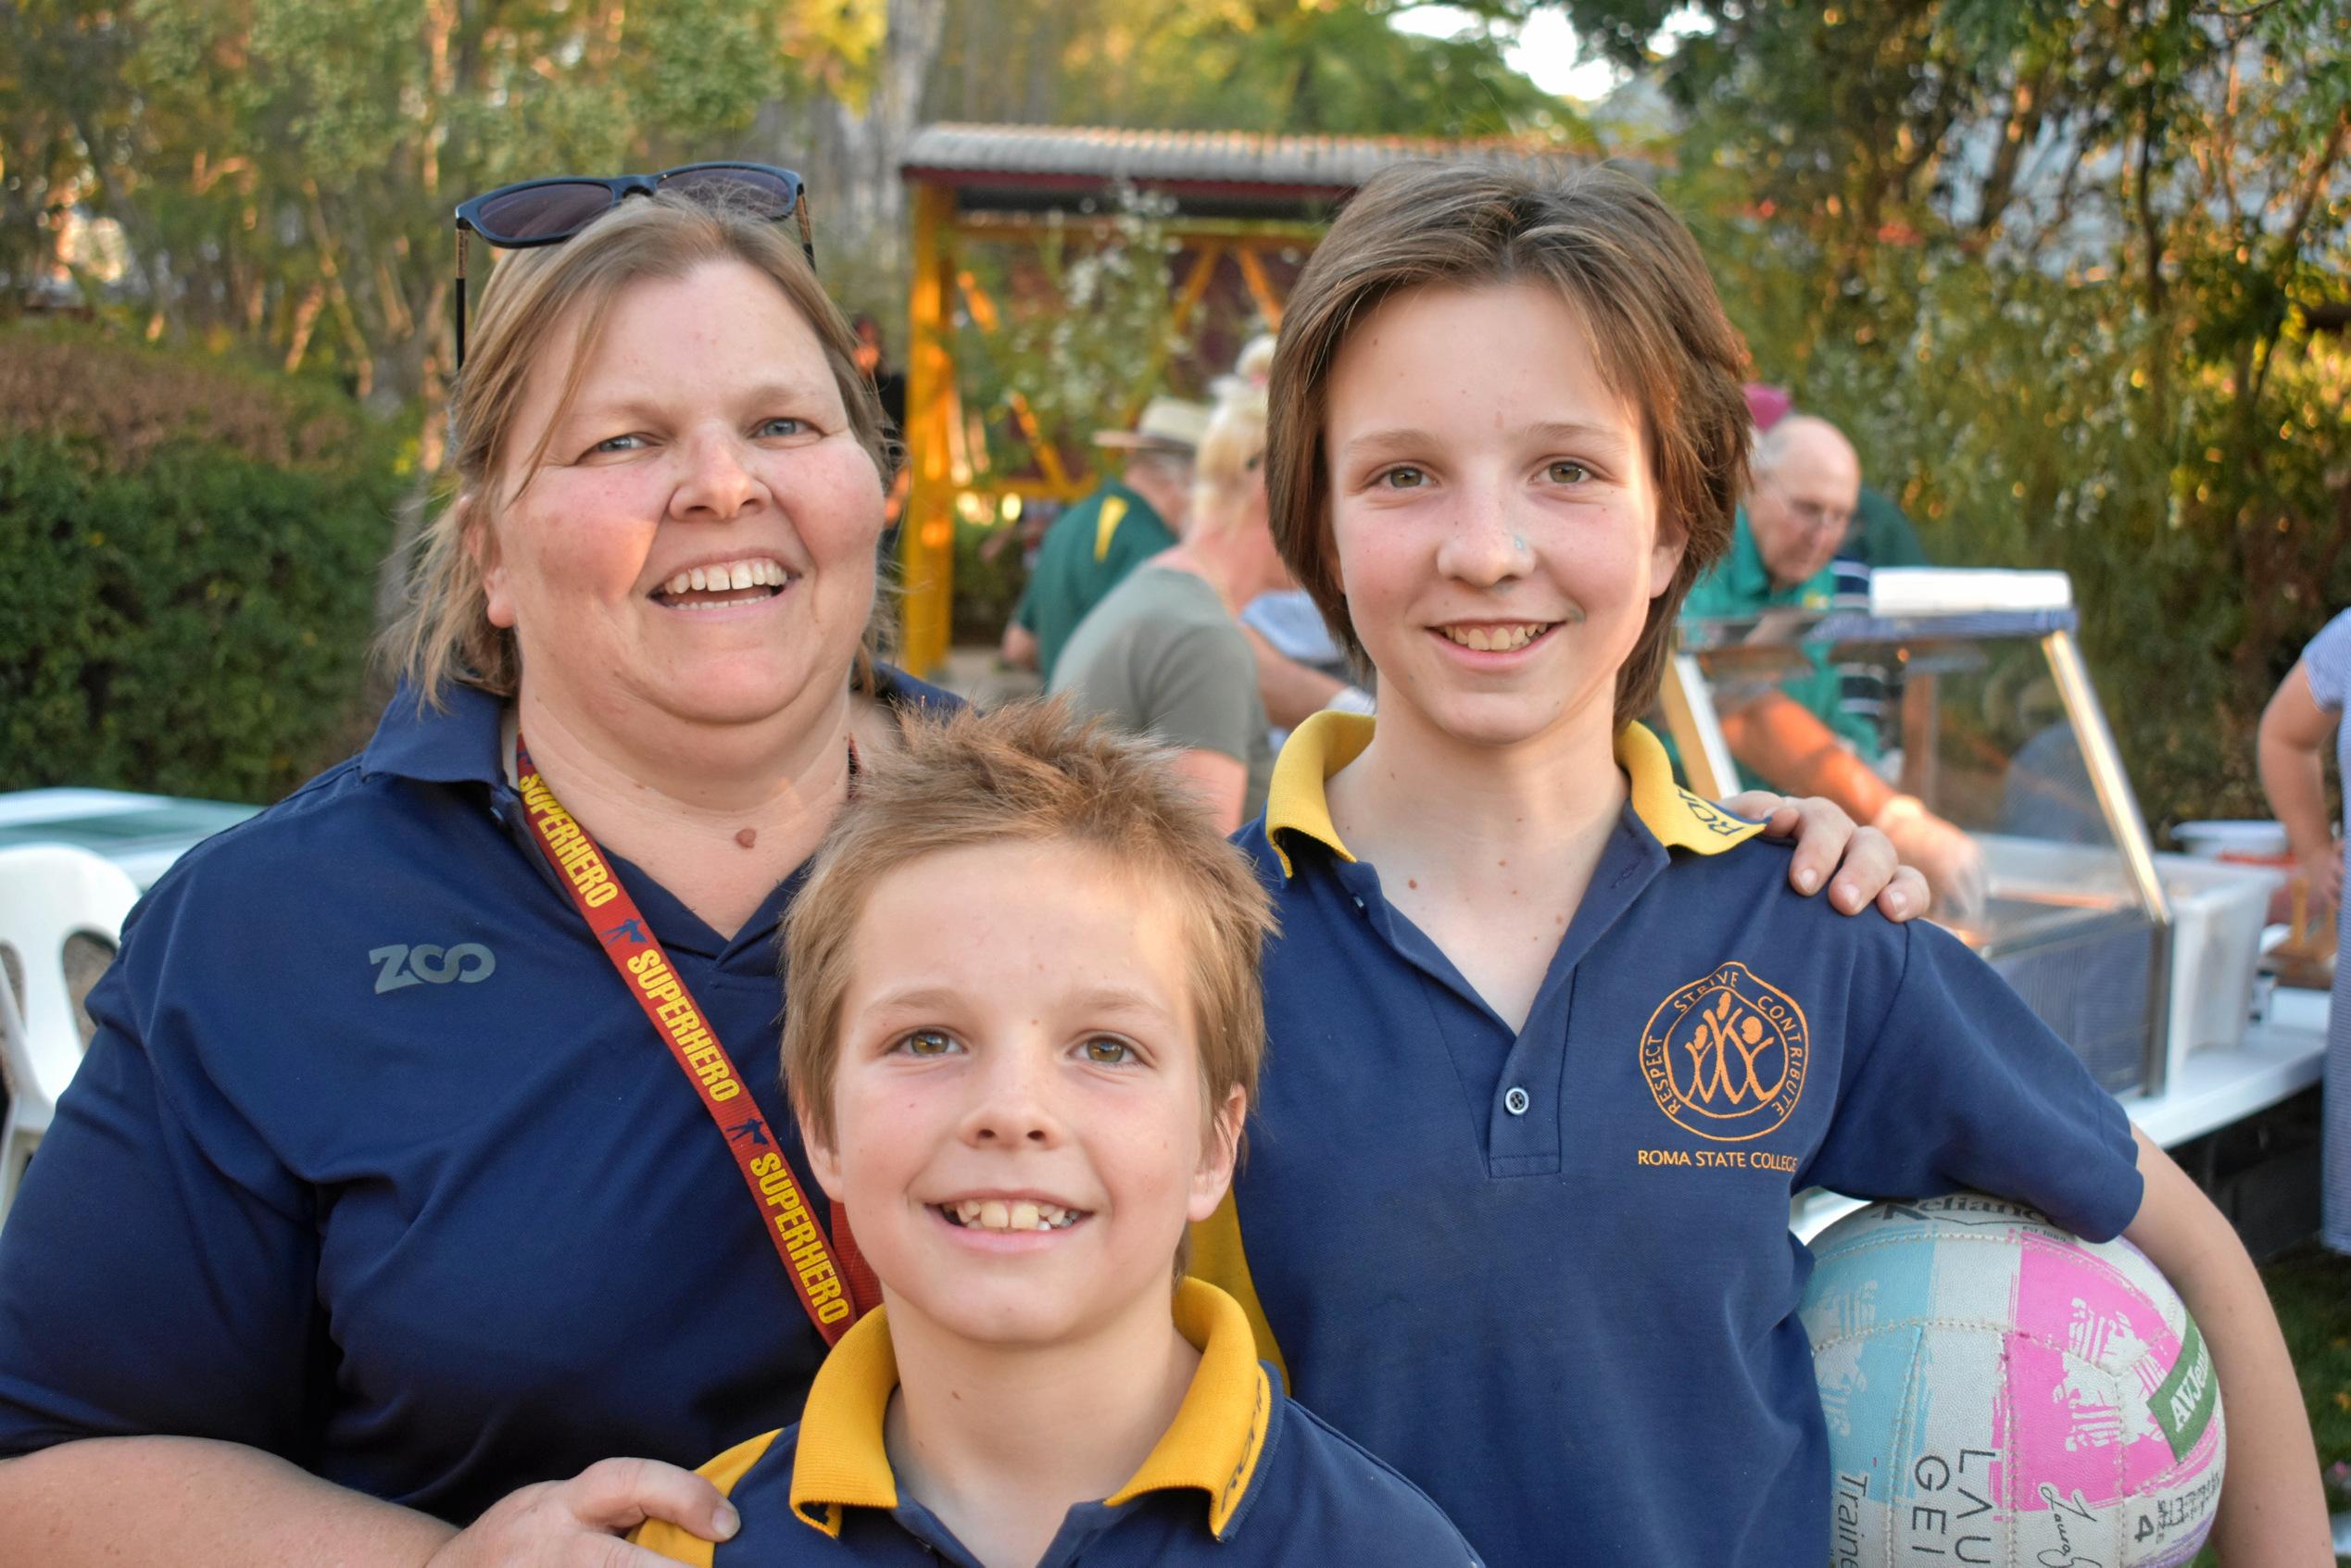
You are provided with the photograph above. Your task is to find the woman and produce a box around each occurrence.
[1049,367,1288,833]
[0,180,1917,1566]
[2259,614,2350,1257]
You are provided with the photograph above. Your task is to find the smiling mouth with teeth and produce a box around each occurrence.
[1437,621,1554,653]
[939,1198,1087,1234]
[650,557,793,611]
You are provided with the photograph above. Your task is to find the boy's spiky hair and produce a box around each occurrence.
[781,699,1276,1150]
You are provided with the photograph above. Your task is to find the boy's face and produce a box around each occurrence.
[1321,281,1684,750]
[805,840,1244,1349]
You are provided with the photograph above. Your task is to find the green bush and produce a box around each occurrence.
[0,330,407,803]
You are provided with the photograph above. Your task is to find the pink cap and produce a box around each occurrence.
[1743,383,1792,432]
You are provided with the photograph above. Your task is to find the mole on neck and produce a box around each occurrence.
[735,828,758,849]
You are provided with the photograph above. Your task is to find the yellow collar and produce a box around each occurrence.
[1263,711,1765,876]
[789,1280,1274,1540]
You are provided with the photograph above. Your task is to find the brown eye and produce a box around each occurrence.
[1081,1037,1136,1066]
[897,1029,959,1058]
[1381,466,1427,490]
[1548,460,1590,484]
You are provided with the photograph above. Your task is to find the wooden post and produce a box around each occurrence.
[899,182,957,678]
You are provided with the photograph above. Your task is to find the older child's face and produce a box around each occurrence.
[1322,281,1684,749]
[807,841,1242,1349]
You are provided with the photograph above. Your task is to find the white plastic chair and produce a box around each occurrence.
[0,845,140,1228]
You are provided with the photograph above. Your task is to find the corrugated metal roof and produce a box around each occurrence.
[902,123,1588,200]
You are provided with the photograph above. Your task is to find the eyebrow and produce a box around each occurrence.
[567,380,833,425]
[1526,420,1634,456]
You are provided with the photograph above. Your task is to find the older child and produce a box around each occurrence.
[635,702,1480,1566]
[1190,163,2329,1565]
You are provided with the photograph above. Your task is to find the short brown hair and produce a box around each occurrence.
[383,189,896,707]
[1266,162,1752,726]
[781,699,1276,1152]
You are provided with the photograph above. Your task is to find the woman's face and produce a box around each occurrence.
[480,257,883,742]
[1321,281,1683,752]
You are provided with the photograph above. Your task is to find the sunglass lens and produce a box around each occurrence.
[472,182,615,245]
[661,167,798,219]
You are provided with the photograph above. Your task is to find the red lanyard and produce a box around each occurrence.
[513,734,880,1346]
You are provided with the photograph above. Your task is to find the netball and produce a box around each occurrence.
[1803,1194,2225,1568]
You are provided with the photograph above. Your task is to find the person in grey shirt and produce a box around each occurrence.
[1051,372,1292,832]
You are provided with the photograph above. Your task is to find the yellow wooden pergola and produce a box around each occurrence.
[894,124,1586,676]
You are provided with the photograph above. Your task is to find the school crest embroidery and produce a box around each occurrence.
[1640,961,1808,1142]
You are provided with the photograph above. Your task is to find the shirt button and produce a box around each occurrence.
[1504,1085,1530,1116]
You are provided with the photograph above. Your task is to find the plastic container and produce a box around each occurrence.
[2170,820,2290,859]
[2156,853,2286,1073]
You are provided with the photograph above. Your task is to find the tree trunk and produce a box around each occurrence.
[777,0,946,314]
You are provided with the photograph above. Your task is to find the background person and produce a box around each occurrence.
[2258,612,2350,1259]
[998,396,1207,683]
[1050,373,1288,833]
[1682,413,1986,916]
[0,184,941,1565]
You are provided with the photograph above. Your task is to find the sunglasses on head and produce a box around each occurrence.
[451,162,812,370]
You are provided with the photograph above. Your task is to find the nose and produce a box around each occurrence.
[669,426,767,521]
[959,1041,1063,1149]
[1435,482,1528,590]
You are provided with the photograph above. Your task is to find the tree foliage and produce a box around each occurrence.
[1553,0,2351,827]
[0,327,409,801]
[5,0,882,420]
[928,0,1574,139]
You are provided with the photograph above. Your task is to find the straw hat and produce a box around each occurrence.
[1093,395,1213,454]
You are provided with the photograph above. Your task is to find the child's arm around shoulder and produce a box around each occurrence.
[2121,1133,2332,1563]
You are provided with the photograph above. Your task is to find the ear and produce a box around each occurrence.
[1648,505,1690,600]
[460,495,519,630]
[798,1099,846,1203]
[1188,1084,1248,1223]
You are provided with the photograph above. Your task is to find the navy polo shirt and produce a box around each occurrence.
[632,1281,1478,1566]
[1189,712,2144,1567]
[0,671,949,1523]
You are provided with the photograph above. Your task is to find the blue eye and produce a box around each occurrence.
[588,433,648,456]
[1547,460,1590,484]
[1080,1037,1136,1066]
[896,1029,960,1058]
[754,417,807,439]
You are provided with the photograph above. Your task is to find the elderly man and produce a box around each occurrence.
[1685,416,1986,915]
[999,396,1209,684]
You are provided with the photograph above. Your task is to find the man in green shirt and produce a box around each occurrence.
[1000,396,1207,684]
[1683,415,1985,915]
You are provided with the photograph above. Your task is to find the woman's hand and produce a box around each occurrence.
[424,1458,739,1568]
[1723,790,1928,922]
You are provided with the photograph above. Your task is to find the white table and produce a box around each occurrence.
[1791,987,2329,1241]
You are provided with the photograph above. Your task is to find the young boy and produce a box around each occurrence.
[633,702,1481,1566]
[1188,162,2332,1564]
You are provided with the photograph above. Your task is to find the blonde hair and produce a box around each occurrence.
[383,190,896,707]
[1187,371,1270,538]
[1266,163,1752,727]
[781,699,1276,1154]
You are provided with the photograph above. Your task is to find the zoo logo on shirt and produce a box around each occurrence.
[1638,961,1808,1151]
